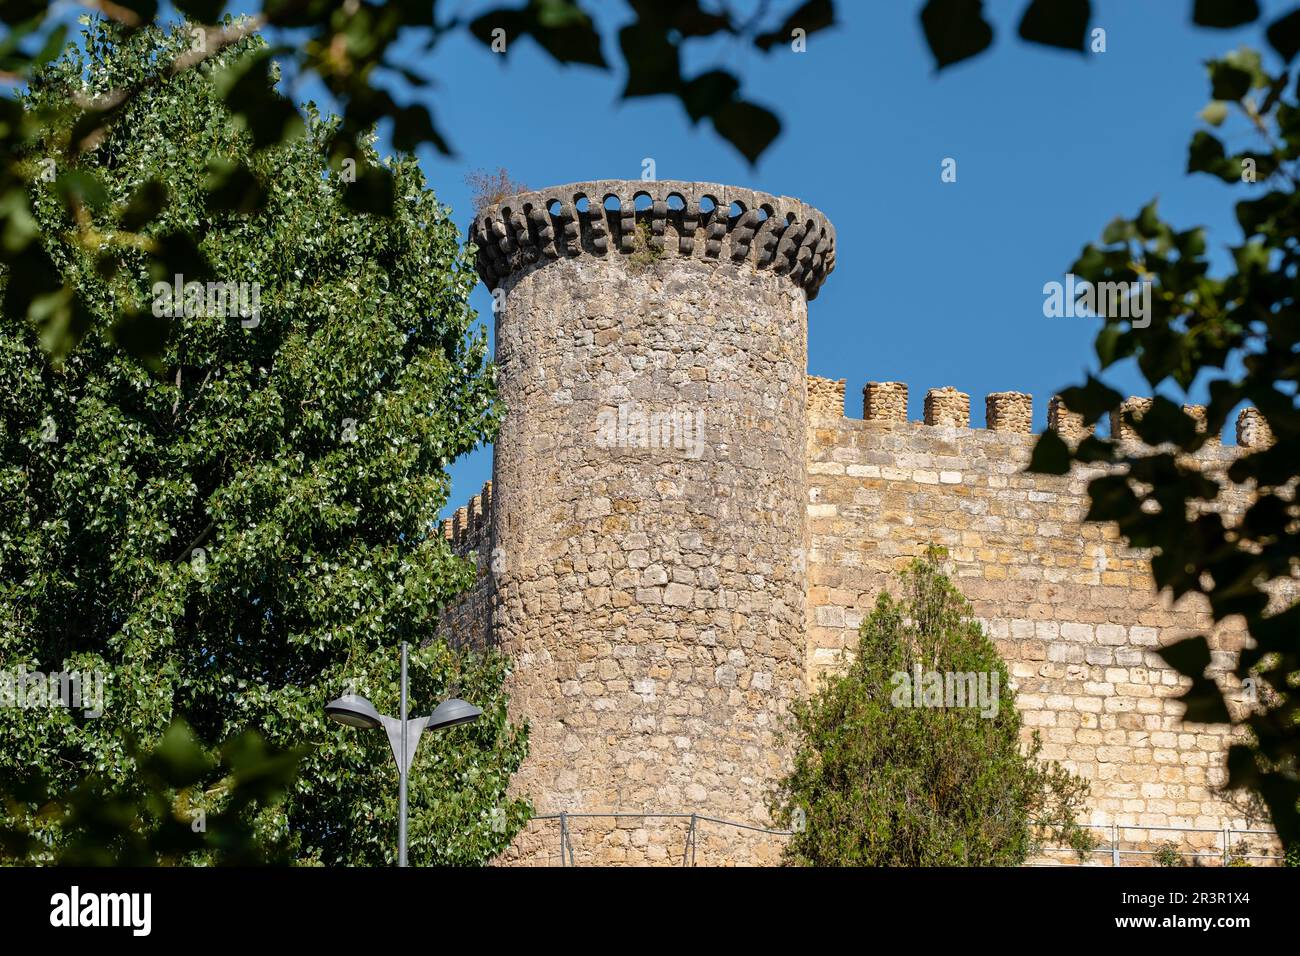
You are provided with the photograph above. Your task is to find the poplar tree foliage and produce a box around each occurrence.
[1027,46,1300,854]
[0,21,528,865]
[769,550,1094,866]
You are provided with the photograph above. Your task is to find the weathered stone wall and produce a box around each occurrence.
[432,174,1284,865]
[471,180,835,865]
[434,481,495,652]
[805,378,1281,857]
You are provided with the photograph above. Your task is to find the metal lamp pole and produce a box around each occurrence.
[398,640,409,866]
[324,641,482,867]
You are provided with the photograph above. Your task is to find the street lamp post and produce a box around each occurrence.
[325,640,482,866]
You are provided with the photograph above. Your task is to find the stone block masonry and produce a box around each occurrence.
[807,378,1284,858]
[434,177,1281,865]
[437,480,495,652]
[463,180,834,866]
[923,386,969,427]
[986,392,1033,433]
[864,381,908,423]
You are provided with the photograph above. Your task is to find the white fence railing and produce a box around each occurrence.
[530,813,1285,866]
[1031,821,1282,866]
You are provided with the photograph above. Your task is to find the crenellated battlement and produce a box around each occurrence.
[441,479,493,554]
[470,179,836,299]
[985,391,1034,433]
[805,375,1275,448]
[807,376,846,418]
[1236,407,1273,447]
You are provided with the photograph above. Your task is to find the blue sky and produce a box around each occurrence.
[234,2,1295,516]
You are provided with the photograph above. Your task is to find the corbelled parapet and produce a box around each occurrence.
[924,386,970,427]
[986,391,1033,433]
[807,376,846,417]
[469,179,837,299]
[1048,395,1093,441]
[1237,407,1274,448]
[1110,396,1153,442]
[864,381,908,422]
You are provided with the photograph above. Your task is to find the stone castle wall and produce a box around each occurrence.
[436,481,495,652]
[805,377,1281,858]
[435,178,1283,864]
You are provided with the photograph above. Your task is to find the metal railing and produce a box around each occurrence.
[529,812,795,866]
[1031,821,1283,866]
[526,812,1283,866]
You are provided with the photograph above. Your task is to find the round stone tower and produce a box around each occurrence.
[470,179,835,865]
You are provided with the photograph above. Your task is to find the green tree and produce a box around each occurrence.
[0,20,527,865]
[770,548,1094,866]
[1027,46,1300,854]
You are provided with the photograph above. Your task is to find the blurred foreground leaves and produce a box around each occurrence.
[0,719,305,866]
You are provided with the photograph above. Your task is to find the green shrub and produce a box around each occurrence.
[1153,841,1186,867]
[770,547,1096,865]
